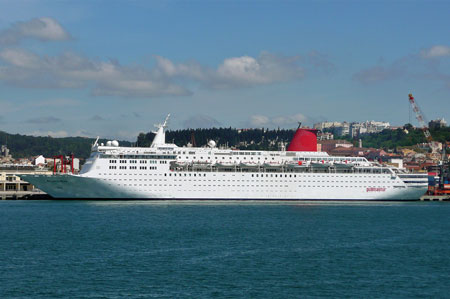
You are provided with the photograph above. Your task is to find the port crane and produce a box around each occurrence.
[408,93,440,158]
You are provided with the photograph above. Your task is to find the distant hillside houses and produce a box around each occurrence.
[0,144,13,163]
[313,121,391,137]
[429,118,447,129]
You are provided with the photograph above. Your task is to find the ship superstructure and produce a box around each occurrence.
[22,116,428,200]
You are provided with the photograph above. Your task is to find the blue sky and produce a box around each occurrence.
[0,0,449,141]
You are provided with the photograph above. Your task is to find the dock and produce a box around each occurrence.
[1,165,52,200]
[420,195,450,201]
[1,190,49,200]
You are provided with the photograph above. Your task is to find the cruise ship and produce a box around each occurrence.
[21,115,428,200]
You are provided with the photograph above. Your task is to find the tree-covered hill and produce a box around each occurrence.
[138,125,450,151]
[137,128,296,150]
[2,124,449,160]
[0,131,132,159]
[354,125,450,149]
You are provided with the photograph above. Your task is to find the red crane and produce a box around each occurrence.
[408,93,440,155]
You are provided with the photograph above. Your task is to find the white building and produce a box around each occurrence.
[313,121,343,130]
[350,121,391,137]
[429,118,447,129]
[34,155,46,166]
[313,121,350,136]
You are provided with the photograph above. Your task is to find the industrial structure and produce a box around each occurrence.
[408,93,440,159]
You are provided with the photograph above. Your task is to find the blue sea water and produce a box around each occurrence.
[1,200,449,298]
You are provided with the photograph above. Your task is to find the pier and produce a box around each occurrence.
[0,165,51,200]
[420,195,450,201]
[1,190,48,200]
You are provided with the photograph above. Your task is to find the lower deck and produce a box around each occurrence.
[21,171,428,200]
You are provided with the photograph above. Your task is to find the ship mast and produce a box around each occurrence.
[150,114,170,147]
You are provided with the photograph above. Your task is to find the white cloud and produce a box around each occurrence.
[421,45,450,58]
[249,113,307,128]
[182,115,221,129]
[215,52,304,87]
[92,78,191,98]
[0,17,327,98]
[0,47,41,67]
[0,17,70,45]
[353,48,450,88]
[0,48,310,98]
[250,115,270,127]
[272,113,308,126]
[155,52,305,89]
[31,130,69,138]
[0,49,190,97]
[218,56,265,83]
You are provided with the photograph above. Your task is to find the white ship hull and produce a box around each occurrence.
[21,172,427,200]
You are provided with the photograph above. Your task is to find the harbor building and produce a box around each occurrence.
[0,165,51,199]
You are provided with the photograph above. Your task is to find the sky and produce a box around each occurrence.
[0,0,449,141]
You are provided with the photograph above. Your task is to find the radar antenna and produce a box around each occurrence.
[153,114,170,132]
[150,114,170,147]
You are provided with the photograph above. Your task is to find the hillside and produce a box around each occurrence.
[0,131,132,159]
[355,125,450,149]
[138,125,450,151]
[2,125,449,160]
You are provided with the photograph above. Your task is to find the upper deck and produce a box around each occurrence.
[88,114,374,168]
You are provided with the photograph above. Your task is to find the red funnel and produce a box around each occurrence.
[287,128,318,152]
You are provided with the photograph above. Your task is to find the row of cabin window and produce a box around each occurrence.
[102,155,176,159]
[297,157,365,162]
[101,176,392,187]
[110,175,390,185]
[183,156,275,160]
[111,160,162,164]
[109,183,391,190]
[101,171,390,180]
[114,166,159,170]
[179,151,262,156]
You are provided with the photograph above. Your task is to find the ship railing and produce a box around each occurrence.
[170,162,391,175]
